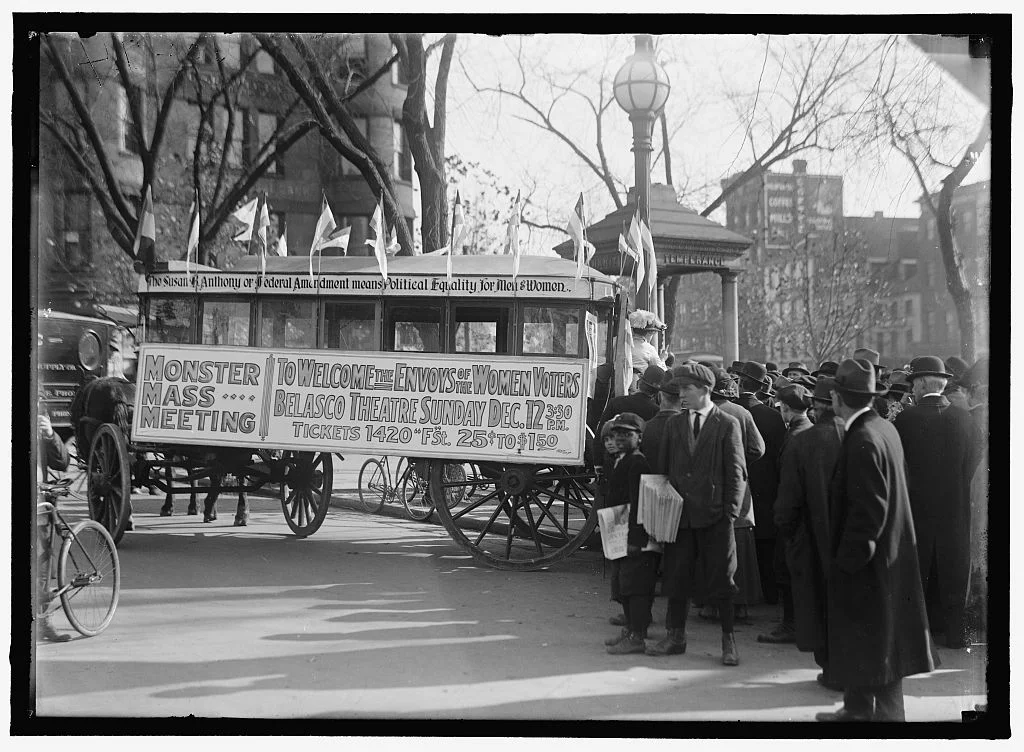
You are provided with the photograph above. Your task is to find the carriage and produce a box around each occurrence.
[79,254,624,570]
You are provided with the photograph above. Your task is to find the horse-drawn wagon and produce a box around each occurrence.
[76,254,624,570]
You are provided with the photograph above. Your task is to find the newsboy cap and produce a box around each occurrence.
[606,412,646,434]
[663,363,716,391]
[776,384,813,410]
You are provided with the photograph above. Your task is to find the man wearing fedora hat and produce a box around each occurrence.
[774,377,845,691]
[782,362,811,380]
[648,363,747,665]
[894,355,981,649]
[812,361,839,378]
[735,361,788,606]
[816,359,933,721]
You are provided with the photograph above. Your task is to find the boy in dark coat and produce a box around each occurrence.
[600,413,660,655]
[649,363,747,666]
[894,355,981,648]
[817,359,933,722]
[773,377,844,690]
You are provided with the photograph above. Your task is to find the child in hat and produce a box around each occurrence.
[601,412,661,655]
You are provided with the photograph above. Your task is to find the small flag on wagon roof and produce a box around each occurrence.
[247,192,271,276]
[230,196,258,243]
[567,192,595,280]
[131,186,156,274]
[184,188,200,282]
[505,190,522,280]
[365,199,388,281]
[275,221,288,257]
[447,191,466,281]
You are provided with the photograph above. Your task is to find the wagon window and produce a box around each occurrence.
[522,305,580,357]
[260,298,316,349]
[387,303,442,353]
[145,296,196,344]
[323,300,378,351]
[452,304,511,354]
[202,299,251,347]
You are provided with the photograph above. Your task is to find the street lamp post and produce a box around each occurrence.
[613,34,671,313]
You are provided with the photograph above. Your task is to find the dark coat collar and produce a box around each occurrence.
[788,414,813,433]
[917,394,951,409]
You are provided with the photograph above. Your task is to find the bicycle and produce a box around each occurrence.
[357,457,468,522]
[36,478,121,638]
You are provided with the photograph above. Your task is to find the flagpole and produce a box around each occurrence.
[618,221,627,279]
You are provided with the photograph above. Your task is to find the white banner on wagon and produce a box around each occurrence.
[131,343,590,465]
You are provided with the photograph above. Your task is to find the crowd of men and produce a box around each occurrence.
[591,338,989,722]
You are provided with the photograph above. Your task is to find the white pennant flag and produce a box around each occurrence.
[230,197,258,242]
[310,196,337,282]
[505,191,522,280]
[448,191,466,281]
[185,188,200,282]
[365,200,389,281]
[640,218,657,307]
[275,222,288,257]
[628,212,645,293]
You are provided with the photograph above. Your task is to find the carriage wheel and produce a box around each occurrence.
[87,424,131,544]
[429,462,597,571]
[279,451,333,538]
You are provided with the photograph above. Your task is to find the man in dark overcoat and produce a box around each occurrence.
[758,384,814,645]
[894,355,981,648]
[773,377,844,690]
[649,363,747,665]
[735,361,787,605]
[816,359,933,722]
[640,371,682,473]
[594,365,663,466]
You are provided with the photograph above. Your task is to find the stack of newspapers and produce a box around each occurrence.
[638,474,684,543]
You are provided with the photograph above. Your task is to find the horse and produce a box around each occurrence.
[70,375,251,526]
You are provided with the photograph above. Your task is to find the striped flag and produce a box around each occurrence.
[131,186,156,274]
[505,190,522,280]
[185,188,200,282]
[640,218,657,306]
[230,196,258,243]
[628,212,645,294]
[365,199,388,281]
[567,193,595,280]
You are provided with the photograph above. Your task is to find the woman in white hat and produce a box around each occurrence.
[629,309,667,371]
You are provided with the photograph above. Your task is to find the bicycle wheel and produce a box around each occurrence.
[357,458,388,514]
[400,464,434,521]
[438,463,469,509]
[57,520,120,637]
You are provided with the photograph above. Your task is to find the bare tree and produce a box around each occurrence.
[871,39,990,361]
[41,32,318,266]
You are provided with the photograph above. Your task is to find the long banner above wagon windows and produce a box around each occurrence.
[131,344,590,464]
[139,272,603,300]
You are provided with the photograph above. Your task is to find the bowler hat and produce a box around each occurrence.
[638,364,666,390]
[738,361,773,389]
[944,356,970,379]
[853,348,884,373]
[812,376,836,403]
[607,412,646,434]
[662,363,716,392]
[905,355,954,381]
[812,360,839,377]
[833,358,888,395]
[765,362,779,373]
[783,361,811,376]
[776,384,812,410]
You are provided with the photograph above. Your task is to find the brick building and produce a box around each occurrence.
[37,32,416,315]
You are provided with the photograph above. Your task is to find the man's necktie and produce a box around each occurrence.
[692,411,701,440]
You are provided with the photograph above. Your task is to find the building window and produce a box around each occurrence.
[904,299,914,317]
[901,259,918,280]
[269,210,286,244]
[62,192,92,267]
[946,311,957,337]
[905,328,914,351]
[889,301,898,322]
[214,105,245,168]
[876,332,885,354]
[254,48,275,74]
[257,112,284,175]
[393,120,412,181]
[118,85,145,156]
[341,117,369,176]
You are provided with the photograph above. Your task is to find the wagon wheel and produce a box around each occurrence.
[429,461,598,571]
[86,423,132,544]
[279,451,333,538]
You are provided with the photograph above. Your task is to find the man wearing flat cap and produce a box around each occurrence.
[816,359,932,722]
[735,361,788,605]
[649,363,747,666]
[773,377,845,691]
[894,355,981,649]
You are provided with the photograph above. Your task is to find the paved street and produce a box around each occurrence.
[35,454,986,721]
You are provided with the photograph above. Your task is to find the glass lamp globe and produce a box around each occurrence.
[613,36,671,115]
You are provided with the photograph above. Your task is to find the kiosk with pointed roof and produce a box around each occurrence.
[554,184,753,363]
